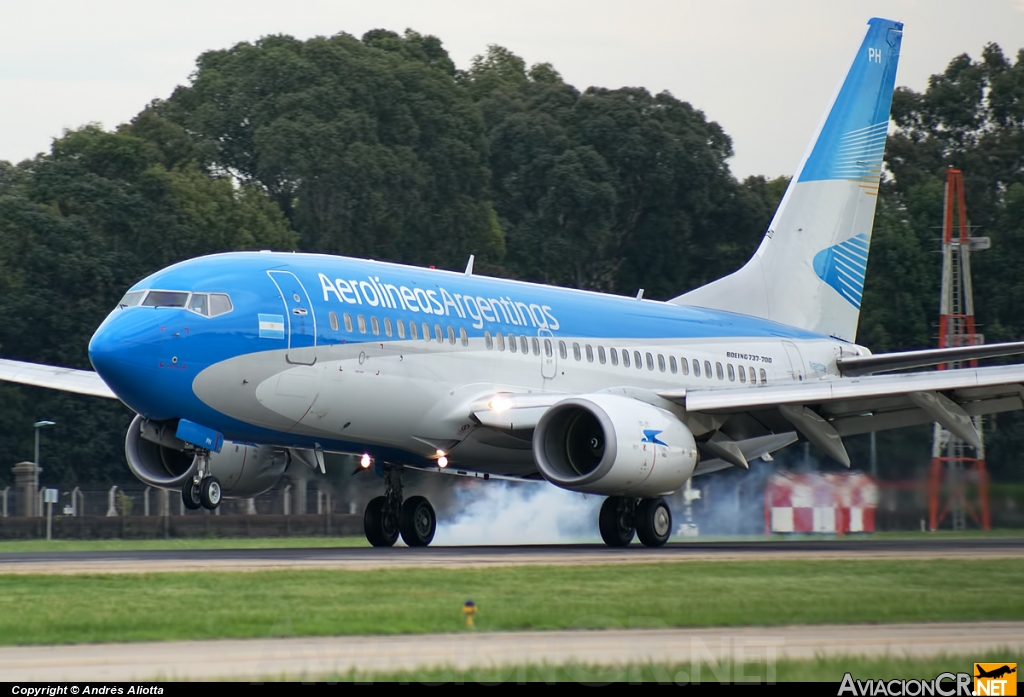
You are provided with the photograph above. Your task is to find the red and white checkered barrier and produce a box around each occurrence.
[765,472,878,534]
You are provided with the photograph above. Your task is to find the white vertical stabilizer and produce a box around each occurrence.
[673,18,903,342]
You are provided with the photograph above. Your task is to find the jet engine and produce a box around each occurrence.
[533,394,698,497]
[124,415,289,497]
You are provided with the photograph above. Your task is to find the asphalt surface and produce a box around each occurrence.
[1,537,1021,574]
[2,622,1021,681]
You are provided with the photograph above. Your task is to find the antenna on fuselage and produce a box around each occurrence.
[464,255,475,276]
[636,288,644,300]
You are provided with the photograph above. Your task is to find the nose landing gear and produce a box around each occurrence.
[363,464,437,547]
[180,449,222,511]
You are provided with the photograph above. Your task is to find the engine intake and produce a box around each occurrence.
[124,415,290,497]
[533,394,697,497]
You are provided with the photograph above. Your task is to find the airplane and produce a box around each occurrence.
[976,666,1017,680]
[4,16,1024,549]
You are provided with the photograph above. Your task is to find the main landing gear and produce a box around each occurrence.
[598,496,672,548]
[363,464,437,547]
[181,449,222,511]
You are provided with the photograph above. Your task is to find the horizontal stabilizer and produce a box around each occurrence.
[837,341,1024,376]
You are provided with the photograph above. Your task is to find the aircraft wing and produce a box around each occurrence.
[659,363,1024,466]
[0,358,118,399]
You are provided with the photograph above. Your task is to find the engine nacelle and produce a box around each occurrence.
[533,394,698,497]
[124,415,289,497]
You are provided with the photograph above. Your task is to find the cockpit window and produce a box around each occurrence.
[209,294,233,317]
[188,293,209,316]
[118,291,146,308]
[142,291,190,308]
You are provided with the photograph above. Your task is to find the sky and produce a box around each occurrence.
[1,0,1022,179]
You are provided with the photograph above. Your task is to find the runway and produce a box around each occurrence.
[1,537,1021,574]
[1,621,1020,681]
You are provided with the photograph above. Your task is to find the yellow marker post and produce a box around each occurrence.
[462,600,477,628]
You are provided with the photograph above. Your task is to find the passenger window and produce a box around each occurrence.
[357,315,367,334]
[188,293,209,316]
[658,354,666,372]
[397,320,406,339]
[559,341,567,359]
[738,365,746,383]
[435,325,443,343]
[622,350,630,368]
[705,360,713,378]
[509,334,517,353]
[693,359,700,377]
[669,356,677,374]
[598,346,606,364]
[384,318,393,337]
[544,339,553,357]
[573,343,581,361]
[143,291,189,308]
[680,357,689,376]
[610,348,619,366]
[716,362,724,380]
[209,294,233,317]
[645,352,654,371]
[749,367,756,384]
[485,331,493,349]
[329,311,339,331]
[586,345,594,363]
[422,322,430,341]
[448,326,456,344]
[531,337,540,355]
[520,336,529,354]
[497,333,505,351]
[344,313,353,332]
[728,364,735,381]
[760,368,767,383]
[634,351,643,369]
[409,321,418,340]
[460,328,468,346]
[371,317,380,336]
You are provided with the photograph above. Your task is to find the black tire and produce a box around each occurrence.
[636,497,672,548]
[598,496,635,547]
[200,476,222,510]
[181,479,201,510]
[399,496,436,547]
[363,496,399,547]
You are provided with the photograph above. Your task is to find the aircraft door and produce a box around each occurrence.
[267,271,317,362]
[782,340,805,381]
[540,328,557,380]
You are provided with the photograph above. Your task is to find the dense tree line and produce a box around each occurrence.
[0,29,1021,485]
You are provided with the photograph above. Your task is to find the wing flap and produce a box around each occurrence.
[0,359,117,399]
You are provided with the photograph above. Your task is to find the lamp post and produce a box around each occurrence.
[33,421,55,513]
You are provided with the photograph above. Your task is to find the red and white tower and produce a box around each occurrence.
[927,167,991,531]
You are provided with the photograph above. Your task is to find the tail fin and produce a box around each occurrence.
[673,17,903,342]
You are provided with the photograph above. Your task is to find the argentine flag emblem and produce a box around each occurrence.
[258,314,285,339]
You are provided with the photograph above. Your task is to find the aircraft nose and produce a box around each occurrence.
[88,310,159,408]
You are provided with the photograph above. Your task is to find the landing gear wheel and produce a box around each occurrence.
[364,495,399,547]
[200,476,222,510]
[399,496,436,547]
[636,497,672,548]
[599,496,636,547]
[181,479,201,510]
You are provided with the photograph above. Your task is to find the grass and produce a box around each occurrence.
[298,651,1024,683]
[0,528,1021,553]
[0,536,368,553]
[0,559,1021,645]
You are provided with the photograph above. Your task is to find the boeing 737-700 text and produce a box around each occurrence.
[4,17,1024,547]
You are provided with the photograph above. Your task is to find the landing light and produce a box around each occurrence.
[489,395,513,413]
[436,449,448,469]
[360,453,372,469]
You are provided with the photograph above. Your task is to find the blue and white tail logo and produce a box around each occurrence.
[813,233,869,308]
[674,17,903,342]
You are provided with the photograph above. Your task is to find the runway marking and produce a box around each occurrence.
[0,622,1020,681]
